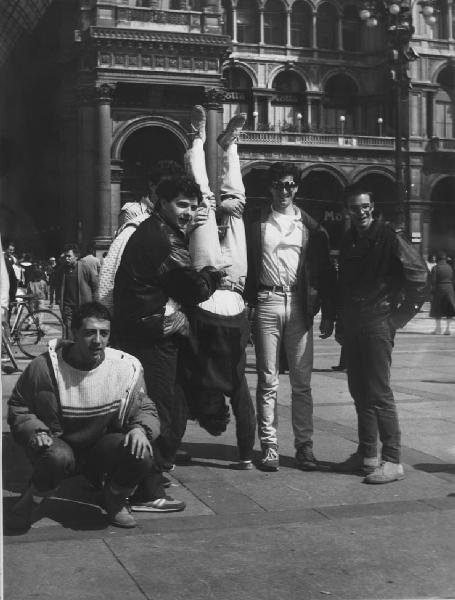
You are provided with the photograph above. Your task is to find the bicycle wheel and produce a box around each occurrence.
[2,325,20,371]
[17,310,64,359]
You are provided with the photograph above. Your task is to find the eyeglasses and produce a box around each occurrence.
[271,181,298,191]
[347,203,373,214]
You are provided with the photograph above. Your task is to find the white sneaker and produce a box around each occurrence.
[364,461,404,484]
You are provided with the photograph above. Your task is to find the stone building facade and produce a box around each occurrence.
[0,0,454,256]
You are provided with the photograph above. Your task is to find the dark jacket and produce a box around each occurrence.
[114,212,221,341]
[56,260,98,309]
[338,220,429,329]
[244,204,337,326]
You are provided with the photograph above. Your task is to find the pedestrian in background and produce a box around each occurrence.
[80,244,101,278]
[430,250,455,335]
[333,184,429,484]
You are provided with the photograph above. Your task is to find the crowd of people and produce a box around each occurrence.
[4,107,432,532]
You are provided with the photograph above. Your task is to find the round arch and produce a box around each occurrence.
[267,65,311,91]
[112,116,190,161]
[351,166,395,183]
[430,59,455,87]
[299,167,347,249]
[222,61,258,88]
[320,68,362,94]
[354,172,396,222]
[429,176,455,256]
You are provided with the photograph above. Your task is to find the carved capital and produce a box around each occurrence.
[94,83,117,104]
[204,87,227,109]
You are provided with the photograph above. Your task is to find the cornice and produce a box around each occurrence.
[87,27,231,48]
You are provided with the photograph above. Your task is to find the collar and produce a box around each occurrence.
[270,205,301,222]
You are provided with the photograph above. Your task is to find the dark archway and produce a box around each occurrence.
[120,126,186,204]
[355,173,396,222]
[243,167,270,209]
[299,170,345,249]
[430,176,455,257]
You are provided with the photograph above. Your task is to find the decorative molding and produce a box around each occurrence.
[94,83,117,103]
[204,87,227,108]
[89,27,231,48]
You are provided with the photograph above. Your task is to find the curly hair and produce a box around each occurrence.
[268,162,301,184]
[155,174,202,205]
[71,301,112,331]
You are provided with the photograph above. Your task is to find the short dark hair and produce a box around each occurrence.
[63,243,80,256]
[436,250,447,261]
[71,301,112,331]
[268,162,301,184]
[343,184,373,204]
[148,160,185,186]
[155,174,202,205]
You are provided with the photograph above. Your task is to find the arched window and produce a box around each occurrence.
[323,74,359,133]
[237,0,259,43]
[271,71,307,131]
[291,1,312,47]
[317,3,338,50]
[342,5,360,51]
[223,66,253,126]
[264,0,286,46]
[436,65,455,138]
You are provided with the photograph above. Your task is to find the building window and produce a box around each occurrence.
[223,66,253,127]
[317,2,338,50]
[435,99,454,138]
[271,71,306,131]
[237,0,259,43]
[291,1,312,47]
[342,5,360,51]
[323,74,359,133]
[264,0,286,46]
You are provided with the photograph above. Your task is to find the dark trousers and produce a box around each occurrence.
[120,335,188,468]
[61,304,76,339]
[25,434,153,494]
[227,375,256,460]
[344,317,401,463]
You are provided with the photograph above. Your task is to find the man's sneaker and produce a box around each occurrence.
[258,447,279,472]
[230,460,253,470]
[9,486,42,531]
[295,444,319,471]
[104,488,136,528]
[364,461,405,484]
[333,452,379,475]
[191,105,206,142]
[130,495,186,513]
[217,113,247,150]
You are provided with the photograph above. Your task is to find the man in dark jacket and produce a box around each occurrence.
[114,174,224,510]
[333,184,429,483]
[7,301,161,530]
[56,243,99,338]
[244,162,337,472]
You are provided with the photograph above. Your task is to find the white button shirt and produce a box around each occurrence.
[260,206,308,287]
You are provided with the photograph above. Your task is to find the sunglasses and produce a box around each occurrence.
[347,203,373,214]
[271,181,298,191]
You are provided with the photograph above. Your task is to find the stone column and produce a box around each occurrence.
[93,83,116,251]
[337,13,343,50]
[259,9,264,44]
[286,8,292,46]
[204,88,226,201]
[447,1,453,39]
[232,6,238,41]
[312,10,317,48]
[77,87,96,247]
[426,90,436,138]
[111,160,123,232]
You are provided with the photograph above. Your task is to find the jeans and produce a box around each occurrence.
[344,317,401,463]
[61,304,76,339]
[25,434,153,494]
[254,290,314,449]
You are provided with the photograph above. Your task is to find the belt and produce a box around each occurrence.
[219,281,244,295]
[259,284,297,293]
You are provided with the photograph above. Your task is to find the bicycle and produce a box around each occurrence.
[2,322,20,371]
[7,294,64,359]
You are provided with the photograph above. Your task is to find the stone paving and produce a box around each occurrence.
[2,313,455,599]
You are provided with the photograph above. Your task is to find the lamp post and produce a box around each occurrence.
[339,114,346,136]
[296,112,303,132]
[359,0,438,232]
[377,116,384,136]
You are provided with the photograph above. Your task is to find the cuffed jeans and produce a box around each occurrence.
[25,434,153,494]
[344,317,401,463]
[254,290,314,449]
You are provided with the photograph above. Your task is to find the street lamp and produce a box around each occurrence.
[296,112,303,132]
[377,116,384,136]
[252,110,258,131]
[358,0,438,231]
[339,114,346,136]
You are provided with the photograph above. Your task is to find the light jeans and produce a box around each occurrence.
[254,290,314,449]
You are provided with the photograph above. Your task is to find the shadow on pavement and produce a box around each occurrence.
[413,463,455,475]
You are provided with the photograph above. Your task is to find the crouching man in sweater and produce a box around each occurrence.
[7,301,161,530]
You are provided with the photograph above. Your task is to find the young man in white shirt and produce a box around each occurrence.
[244,163,337,471]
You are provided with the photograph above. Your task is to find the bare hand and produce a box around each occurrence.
[220,198,245,218]
[30,431,53,450]
[319,318,334,339]
[124,427,152,460]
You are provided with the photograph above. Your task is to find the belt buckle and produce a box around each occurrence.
[282,285,292,293]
